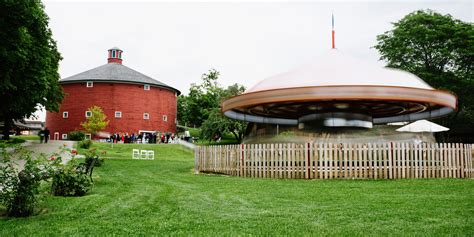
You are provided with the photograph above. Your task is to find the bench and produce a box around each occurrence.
[76,157,97,182]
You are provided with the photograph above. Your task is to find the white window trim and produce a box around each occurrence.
[143,113,149,120]
[163,115,168,122]
[62,134,68,140]
[63,112,68,118]
[86,81,93,87]
[144,84,150,91]
[115,111,122,118]
[85,134,92,140]
[85,111,92,117]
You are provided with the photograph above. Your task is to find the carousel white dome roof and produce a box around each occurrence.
[246,49,433,93]
[222,49,456,127]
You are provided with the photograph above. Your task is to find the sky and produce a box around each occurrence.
[33,0,473,121]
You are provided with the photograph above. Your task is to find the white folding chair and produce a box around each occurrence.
[132,149,140,159]
[147,150,155,160]
[140,150,148,159]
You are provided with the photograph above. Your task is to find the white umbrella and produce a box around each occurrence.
[396,120,449,133]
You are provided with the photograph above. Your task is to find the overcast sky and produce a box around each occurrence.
[35,0,472,121]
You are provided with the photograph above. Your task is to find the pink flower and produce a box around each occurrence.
[49,156,56,161]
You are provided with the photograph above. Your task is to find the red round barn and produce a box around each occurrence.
[46,47,180,140]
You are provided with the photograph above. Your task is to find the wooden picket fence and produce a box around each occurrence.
[195,143,473,179]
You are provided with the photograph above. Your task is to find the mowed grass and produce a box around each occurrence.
[15,135,40,140]
[1,143,473,235]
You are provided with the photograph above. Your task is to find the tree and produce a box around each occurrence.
[374,10,474,142]
[177,95,190,126]
[0,0,64,140]
[179,69,225,127]
[199,83,247,143]
[178,69,247,142]
[80,106,109,136]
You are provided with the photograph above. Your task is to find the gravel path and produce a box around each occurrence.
[4,140,76,169]
[22,140,76,163]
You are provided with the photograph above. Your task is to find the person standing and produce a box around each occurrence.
[39,129,44,143]
[44,127,50,143]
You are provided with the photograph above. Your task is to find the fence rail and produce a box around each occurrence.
[195,143,473,179]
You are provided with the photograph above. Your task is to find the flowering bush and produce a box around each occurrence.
[50,157,92,197]
[0,144,101,217]
[46,146,94,197]
[0,144,50,217]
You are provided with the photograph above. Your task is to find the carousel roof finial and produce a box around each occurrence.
[332,13,336,49]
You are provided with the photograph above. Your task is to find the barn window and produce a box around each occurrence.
[143,113,149,120]
[85,134,92,140]
[85,111,92,117]
[144,84,150,90]
[63,112,68,118]
[163,115,168,122]
[62,134,68,140]
[86,81,93,87]
[115,111,122,118]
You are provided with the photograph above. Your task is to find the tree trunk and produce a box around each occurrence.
[2,118,12,140]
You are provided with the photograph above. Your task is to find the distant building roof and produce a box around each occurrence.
[60,63,180,95]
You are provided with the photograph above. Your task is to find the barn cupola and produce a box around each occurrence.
[107,47,123,64]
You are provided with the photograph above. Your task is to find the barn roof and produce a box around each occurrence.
[60,63,180,95]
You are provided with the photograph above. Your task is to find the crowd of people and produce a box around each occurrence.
[109,132,179,144]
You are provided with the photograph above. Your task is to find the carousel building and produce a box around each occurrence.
[222,49,457,143]
[46,48,180,140]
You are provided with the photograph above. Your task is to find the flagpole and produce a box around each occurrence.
[332,13,335,49]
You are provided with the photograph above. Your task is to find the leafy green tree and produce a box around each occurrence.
[200,84,247,143]
[200,108,229,141]
[374,10,474,142]
[0,0,64,140]
[179,69,225,127]
[177,95,190,126]
[80,106,109,136]
[178,69,247,142]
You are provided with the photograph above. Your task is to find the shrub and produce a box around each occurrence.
[83,148,106,167]
[68,131,85,141]
[78,139,92,149]
[0,144,48,217]
[51,161,92,197]
[0,143,97,216]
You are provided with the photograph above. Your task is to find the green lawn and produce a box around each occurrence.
[15,135,40,140]
[1,143,473,235]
